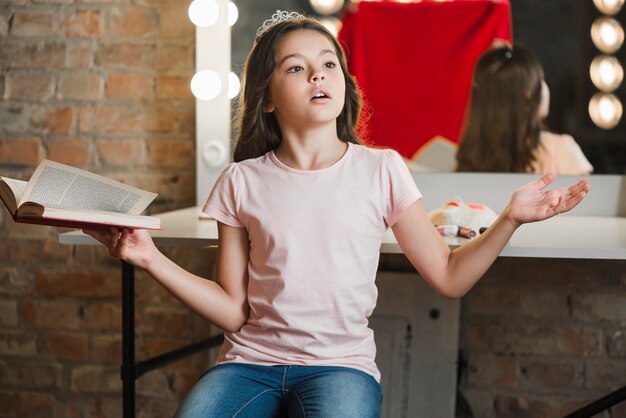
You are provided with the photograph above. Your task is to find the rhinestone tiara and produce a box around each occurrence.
[256,10,307,39]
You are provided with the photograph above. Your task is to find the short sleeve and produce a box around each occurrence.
[383,150,422,226]
[202,163,244,228]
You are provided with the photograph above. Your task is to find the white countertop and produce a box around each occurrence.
[58,206,626,260]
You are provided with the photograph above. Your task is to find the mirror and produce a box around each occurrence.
[230,1,626,174]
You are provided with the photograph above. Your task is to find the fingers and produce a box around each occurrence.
[532,172,556,191]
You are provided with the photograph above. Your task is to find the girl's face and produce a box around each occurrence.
[537,79,550,119]
[265,29,346,130]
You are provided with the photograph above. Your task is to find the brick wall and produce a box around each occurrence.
[0,0,212,416]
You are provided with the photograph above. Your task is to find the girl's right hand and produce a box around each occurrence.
[82,227,158,270]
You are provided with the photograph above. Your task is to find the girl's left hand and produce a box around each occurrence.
[504,172,591,227]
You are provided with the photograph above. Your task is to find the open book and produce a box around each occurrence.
[1,159,160,230]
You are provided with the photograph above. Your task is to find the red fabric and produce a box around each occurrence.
[338,0,512,159]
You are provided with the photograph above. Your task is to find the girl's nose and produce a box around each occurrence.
[311,71,326,83]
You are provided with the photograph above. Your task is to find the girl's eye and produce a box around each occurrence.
[287,65,303,73]
[324,62,337,69]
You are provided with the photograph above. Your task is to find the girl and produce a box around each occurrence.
[84,12,590,418]
[455,45,594,175]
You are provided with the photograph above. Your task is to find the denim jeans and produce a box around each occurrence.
[174,363,382,418]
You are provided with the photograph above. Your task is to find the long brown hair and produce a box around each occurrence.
[232,16,363,162]
[456,46,545,172]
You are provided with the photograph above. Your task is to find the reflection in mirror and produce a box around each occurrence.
[230,1,626,173]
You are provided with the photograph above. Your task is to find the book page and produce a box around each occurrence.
[0,177,28,214]
[21,160,157,216]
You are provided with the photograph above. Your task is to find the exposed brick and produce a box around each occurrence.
[494,394,592,418]
[156,42,193,72]
[0,103,43,134]
[47,137,92,166]
[159,6,194,38]
[147,139,194,168]
[555,326,601,357]
[522,359,580,389]
[70,365,121,393]
[0,13,8,36]
[141,306,192,337]
[136,369,175,398]
[83,302,121,332]
[0,267,33,295]
[490,324,556,356]
[95,106,144,134]
[96,41,154,69]
[97,138,145,166]
[136,398,179,418]
[45,106,74,135]
[66,40,94,69]
[467,353,518,388]
[23,299,82,329]
[155,75,193,99]
[143,103,176,133]
[0,331,37,356]
[63,9,102,37]
[0,359,63,389]
[36,269,119,298]
[8,237,72,263]
[584,359,626,390]
[78,103,96,133]
[142,337,210,370]
[105,72,154,100]
[62,397,122,418]
[0,41,65,69]
[571,290,626,323]
[0,137,43,166]
[91,334,121,364]
[43,331,87,361]
[10,10,54,37]
[0,299,19,327]
[58,72,102,100]
[6,71,54,101]
[606,329,626,358]
[109,7,158,37]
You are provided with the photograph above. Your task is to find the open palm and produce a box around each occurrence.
[505,173,591,226]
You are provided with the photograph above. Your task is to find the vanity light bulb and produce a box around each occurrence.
[320,17,341,38]
[228,72,240,99]
[591,17,624,53]
[188,0,220,28]
[590,55,624,92]
[593,0,624,15]
[589,92,623,129]
[191,70,222,101]
[309,0,345,15]
[228,2,238,26]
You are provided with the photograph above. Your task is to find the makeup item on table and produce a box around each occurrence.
[435,225,477,239]
[479,226,488,234]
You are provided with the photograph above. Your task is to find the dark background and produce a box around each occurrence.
[231,0,626,174]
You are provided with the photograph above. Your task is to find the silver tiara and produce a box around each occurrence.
[256,10,307,39]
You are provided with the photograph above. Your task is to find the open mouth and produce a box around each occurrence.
[311,91,330,100]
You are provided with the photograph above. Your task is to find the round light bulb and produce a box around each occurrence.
[589,92,623,129]
[593,0,624,15]
[591,17,624,53]
[590,55,624,92]
[228,2,238,26]
[309,0,345,15]
[191,70,222,101]
[228,72,240,99]
[188,0,220,28]
[320,17,341,38]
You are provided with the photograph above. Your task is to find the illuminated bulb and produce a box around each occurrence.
[589,92,623,129]
[191,70,222,101]
[188,0,220,28]
[593,0,624,15]
[590,55,624,92]
[228,2,238,26]
[309,0,344,15]
[591,17,624,53]
[228,72,240,99]
[320,17,341,38]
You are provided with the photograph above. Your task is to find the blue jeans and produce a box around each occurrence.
[174,363,382,418]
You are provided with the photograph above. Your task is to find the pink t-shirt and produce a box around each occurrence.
[531,131,593,175]
[202,143,422,381]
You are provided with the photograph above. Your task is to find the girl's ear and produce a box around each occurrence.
[263,97,275,113]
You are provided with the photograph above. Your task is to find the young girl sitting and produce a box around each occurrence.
[83,12,590,418]
[456,45,594,175]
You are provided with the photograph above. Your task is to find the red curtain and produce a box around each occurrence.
[338,0,512,159]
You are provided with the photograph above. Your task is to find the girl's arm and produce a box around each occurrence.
[83,221,250,333]
[392,173,590,298]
